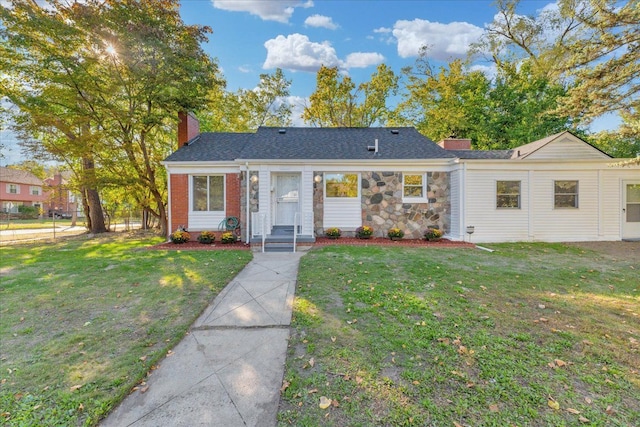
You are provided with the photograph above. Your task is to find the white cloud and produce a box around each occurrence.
[263,34,384,72]
[284,96,308,126]
[263,33,340,71]
[392,19,483,60]
[374,27,392,34]
[238,65,252,73]
[344,52,384,68]
[212,0,313,23]
[469,63,497,79]
[304,14,339,30]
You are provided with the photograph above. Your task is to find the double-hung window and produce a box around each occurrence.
[402,173,427,202]
[554,180,579,208]
[30,186,41,196]
[7,184,18,194]
[192,175,224,211]
[496,181,521,208]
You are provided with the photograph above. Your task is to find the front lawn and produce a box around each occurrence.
[0,233,252,426]
[279,244,639,426]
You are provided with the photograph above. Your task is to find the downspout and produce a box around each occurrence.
[245,162,250,244]
[165,164,172,241]
[461,161,467,241]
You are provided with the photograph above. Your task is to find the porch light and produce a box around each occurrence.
[250,174,258,183]
[314,174,323,183]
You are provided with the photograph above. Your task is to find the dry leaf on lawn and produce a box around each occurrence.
[319,396,331,409]
[547,397,560,410]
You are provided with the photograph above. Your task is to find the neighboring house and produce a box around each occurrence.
[163,113,640,244]
[0,166,47,214]
[44,171,81,218]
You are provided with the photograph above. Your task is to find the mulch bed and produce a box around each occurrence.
[149,237,474,250]
[313,237,474,248]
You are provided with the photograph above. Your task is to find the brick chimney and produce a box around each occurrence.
[438,137,472,150]
[177,112,200,148]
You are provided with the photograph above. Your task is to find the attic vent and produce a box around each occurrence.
[278,129,286,134]
[367,138,379,154]
[390,129,399,134]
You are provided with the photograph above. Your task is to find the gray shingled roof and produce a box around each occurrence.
[164,127,455,162]
[448,150,514,159]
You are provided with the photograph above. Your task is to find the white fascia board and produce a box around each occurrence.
[163,162,240,174]
[459,159,631,171]
[235,158,457,170]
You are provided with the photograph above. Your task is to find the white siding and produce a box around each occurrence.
[530,171,599,241]
[324,198,362,229]
[189,211,226,231]
[461,163,640,242]
[300,169,314,235]
[526,138,608,160]
[449,168,461,240]
[465,170,530,242]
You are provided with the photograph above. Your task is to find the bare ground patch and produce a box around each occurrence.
[566,241,640,263]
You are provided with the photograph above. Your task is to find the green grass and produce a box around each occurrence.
[279,244,640,426]
[0,233,252,426]
[0,219,77,230]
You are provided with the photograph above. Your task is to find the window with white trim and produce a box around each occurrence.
[7,184,19,194]
[496,181,521,208]
[325,173,359,198]
[30,186,41,196]
[192,175,224,211]
[402,173,427,202]
[554,180,578,208]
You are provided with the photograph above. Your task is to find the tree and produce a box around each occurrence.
[397,56,489,144]
[303,64,398,127]
[199,68,292,132]
[473,0,639,126]
[557,0,640,121]
[396,50,574,149]
[1,0,219,234]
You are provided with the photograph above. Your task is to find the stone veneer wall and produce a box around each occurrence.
[361,171,450,239]
[313,171,325,236]
[312,171,450,239]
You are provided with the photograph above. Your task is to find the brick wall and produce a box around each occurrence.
[169,173,242,237]
[170,174,188,232]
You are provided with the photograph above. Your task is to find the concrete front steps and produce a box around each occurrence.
[250,225,315,252]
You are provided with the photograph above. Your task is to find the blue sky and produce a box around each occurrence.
[180,0,553,119]
[0,0,620,165]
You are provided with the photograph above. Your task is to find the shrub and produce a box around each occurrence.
[170,229,191,244]
[197,231,216,244]
[424,228,443,241]
[387,227,404,239]
[325,227,341,238]
[221,231,235,244]
[355,225,373,238]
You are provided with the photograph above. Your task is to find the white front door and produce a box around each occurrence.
[622,182,640,240]
[273,173,300,226]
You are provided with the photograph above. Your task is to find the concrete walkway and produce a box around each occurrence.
[100,252,303,427]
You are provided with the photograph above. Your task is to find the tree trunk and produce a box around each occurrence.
[82,155,107,233]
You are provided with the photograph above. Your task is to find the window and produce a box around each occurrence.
[7,184,19,194]
[496,181,521,208]
[325,173,358,198]
[403,174,426,201]
[554,180,579,208]
[192,175,224,211]
[30,186,41,196]
[626,184,640,223]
